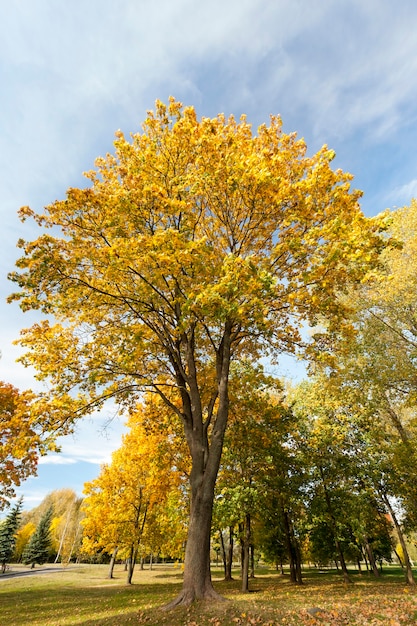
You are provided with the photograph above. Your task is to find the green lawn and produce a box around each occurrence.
[1,563,417,625]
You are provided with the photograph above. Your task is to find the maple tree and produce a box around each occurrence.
[9,98,384,604]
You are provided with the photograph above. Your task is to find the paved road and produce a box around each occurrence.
[0,565,77,580]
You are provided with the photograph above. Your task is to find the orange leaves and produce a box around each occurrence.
[0,382,53,508]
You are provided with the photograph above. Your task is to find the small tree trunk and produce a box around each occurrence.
[218,530,227,580]
[126,545,137,585]
[107,546,118,579]
[241,513,251,592]
[287,514,303,585]
[225,526,234,581]
[283,509,298,583]
[294,534,303,584]
[364,536,380,578]
[250,544,255,579]
[361,547,370,573]
[334,538,351,583]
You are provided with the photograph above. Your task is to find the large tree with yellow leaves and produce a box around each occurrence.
[9,98,383,604]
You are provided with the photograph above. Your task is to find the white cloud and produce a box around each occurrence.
[388,178,417,207]
[38,455,77,466]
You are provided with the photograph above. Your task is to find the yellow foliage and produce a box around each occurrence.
[8,98,384,443]
[81,396,184,558]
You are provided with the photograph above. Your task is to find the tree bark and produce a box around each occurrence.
[282,508,302,583]
[164,323,232,607]
[363,536,380,578]
[241,513,251,592]
[250,544,255,579]
[218,530,227,579]
[225,526,234,581]
[107,546,118,579]
[166,483,222,605]
[126,545,137,585]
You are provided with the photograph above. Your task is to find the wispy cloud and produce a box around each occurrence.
[388,178,417,207]
[38,455,77,466]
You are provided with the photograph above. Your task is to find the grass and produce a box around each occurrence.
[1,563,417,625]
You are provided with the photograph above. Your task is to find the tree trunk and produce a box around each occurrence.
[293,531,303,584]
[166,486,222,605]
[285,511,303,584]
[164,322,232,607]
[382,493,416,586]
[250,544,255,579]
[218,530,227,579]
[364,536,380,578]
[126,545,137,585]
[281,505,297,583]
[107,546,118,579]
[241,513,251,592]
[225,526,234,581]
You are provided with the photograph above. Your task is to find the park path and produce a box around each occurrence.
[0,565,78,580]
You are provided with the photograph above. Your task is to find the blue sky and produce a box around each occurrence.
[1,0,417,509]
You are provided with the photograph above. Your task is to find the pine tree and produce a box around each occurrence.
[0,497,23,573]
[22,505,53,568]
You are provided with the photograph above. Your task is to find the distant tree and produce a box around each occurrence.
[22,505,53,568]
[13,522,36,563]
[51,495,84,565]
[0,497,23,572]
[82,398,181,583]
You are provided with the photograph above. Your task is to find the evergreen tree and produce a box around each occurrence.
[22,505,53,568]
[0,497,23,573]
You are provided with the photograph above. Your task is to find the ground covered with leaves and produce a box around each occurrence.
[1,564,417,625]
